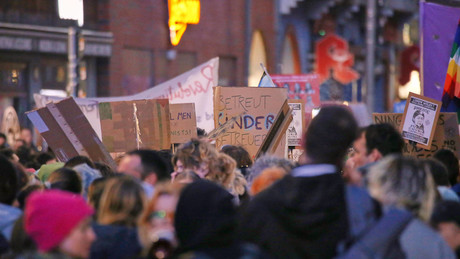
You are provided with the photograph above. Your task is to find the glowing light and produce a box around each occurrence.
[319,30,326,36]
[399,70,421,99]
[168,0,200,46]
[58,0,84,26]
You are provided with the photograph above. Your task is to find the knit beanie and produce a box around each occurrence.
[24,190,94,252]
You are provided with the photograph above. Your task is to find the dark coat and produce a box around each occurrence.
[90,223,142,259]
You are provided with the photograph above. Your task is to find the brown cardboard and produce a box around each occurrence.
[26,98,116,169]
[169,103,198,143]
[213,86,288,159]
[99,99,171,152]
[373,112,460,158]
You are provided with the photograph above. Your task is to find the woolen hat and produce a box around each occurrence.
[24,190,94,252]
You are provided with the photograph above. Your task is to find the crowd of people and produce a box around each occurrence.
[1,105,460,258]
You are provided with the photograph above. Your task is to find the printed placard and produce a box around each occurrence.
[287,100,305,146]
[400,92,442,149]
[169,103,197,143]
[373,112,460,158]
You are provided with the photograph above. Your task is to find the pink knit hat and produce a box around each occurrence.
[25,190,94,252]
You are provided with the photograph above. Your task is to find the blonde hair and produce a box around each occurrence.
[173,138,218,172]
[367,155,436,222]
[97,175,146,227]
[206,153,236,190]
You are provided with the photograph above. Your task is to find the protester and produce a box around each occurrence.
[367,155,455,258]
[434,149,460,197]
[431,200,460,257]
[37,162,64,182]
[347,123,404,179]
[16,184,44,210]
[64,155,96,169]
[94,161,115,177]
[239,105,379,258]
[424,158,459,202]
[172,170,200,184]
[20,128,38,153]
[250,167,287,195]
[174,180,267,258]
[48,167,83,195]
[6,216,37,256]
[24,190,96,258]
[246,154,294,187]
[72,163,102,197]
[0,154,22,242]
[35,152,56,166]
[0,133,8,149]
[172,138,218,179]
[118,149,170,198]
[139,183,183,258]
[91,175,144,259]
[221,145,253,177]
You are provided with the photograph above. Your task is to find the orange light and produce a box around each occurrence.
[168,0,200,46]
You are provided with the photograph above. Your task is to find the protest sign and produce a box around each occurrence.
[373,112,460,158]
[99,99,170,152]
[34,57,219,138]
[26,98,116,168]
[287,100,305,146]
[271,74,321,110]
[401,93,442,150]
[256,100,293,158]
[213,86,287,159]
[169,103,197,143]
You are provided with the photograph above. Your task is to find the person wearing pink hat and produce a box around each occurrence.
[24,190,96,258]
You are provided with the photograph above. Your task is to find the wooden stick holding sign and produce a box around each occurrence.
[400,92,442,150]
[255,100,293,158]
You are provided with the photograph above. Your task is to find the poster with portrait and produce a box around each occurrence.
[400,92,442,150]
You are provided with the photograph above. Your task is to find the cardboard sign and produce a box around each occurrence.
[26,98,116,169]
[213,86,287,158]
[400,93,442,150]
[271,74,321,110]
[256,100,293,158]
[373,112,460,158]
[34,57,219,137]
[169,103,197,143]
[287,99,305,146]
[99,99,171,152]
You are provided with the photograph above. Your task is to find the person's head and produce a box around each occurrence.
[0,133,7,147]
[97,175,146,227]
[36,152,56,165]
[206,153,237,190]
[158,149,174,174]
[48,167,83,195]
[64,155,95,169]
[24,190,95,258]
[220,145,252,176]
[196,128,207,137]
[247,155,294,187]
[0,147,19,162]
[349,123,404,169]
[173,170,201,184]
[93,162,114,177]
[16,184,44,210]
[173,139,218,178]
[15,145,33,166]
[367,155,436,222]
[251,167,288,195]
[433,149,459,186]
[20,128,33,146]
[10,215,37,254]
[174,181,237,252]
[88,176,114,218]
[423,158,450,187]
[117,149,169,186]
[140,183,183,256]
[431,200,460,250]
[304,105,358,166]
[412,110,425,127]
[0,154,19,205]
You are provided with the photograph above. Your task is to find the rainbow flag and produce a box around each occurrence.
[441,19,460,122]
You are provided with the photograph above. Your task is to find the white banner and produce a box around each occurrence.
[34,57,219,139]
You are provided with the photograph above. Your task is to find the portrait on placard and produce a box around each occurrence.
[400,93,441,149]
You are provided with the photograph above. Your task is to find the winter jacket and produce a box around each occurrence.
[0,203,22,241]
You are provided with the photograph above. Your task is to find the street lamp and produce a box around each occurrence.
[57,0,84,97]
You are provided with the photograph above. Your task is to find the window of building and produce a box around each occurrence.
[281,31,300,74]
[248,30,267,87]
[218,56,237,86]
[122,48,152,94]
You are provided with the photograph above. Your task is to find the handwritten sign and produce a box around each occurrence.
[99,99,171,152]
[213,86,287,158]
[169,103,197,143]
[373,112,460,158]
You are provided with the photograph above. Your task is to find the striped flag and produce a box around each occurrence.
[441,19,460,122]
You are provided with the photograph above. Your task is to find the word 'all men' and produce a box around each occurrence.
[170,112,192,120]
